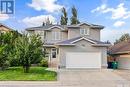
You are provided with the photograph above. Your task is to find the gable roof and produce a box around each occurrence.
[70,37,97,44]
[26,25,68,31]
[26,22,104,31]
[56,36,82,45]
[77,23,104,29]
[0,23,14,31]
[56,36,110,46]
[47,26,65,30]
[108,40,130,55]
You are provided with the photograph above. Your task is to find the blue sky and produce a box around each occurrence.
[0,0,130,43]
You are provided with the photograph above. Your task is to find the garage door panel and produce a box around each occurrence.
[118,57,130,69]
[66,52,101,68]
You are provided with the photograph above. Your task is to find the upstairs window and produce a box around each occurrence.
[52,32,61,40]
[80,28,89,35]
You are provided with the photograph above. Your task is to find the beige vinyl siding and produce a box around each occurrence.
[68,24,100,40]
[0,26,11,33]
[45,28,68,43]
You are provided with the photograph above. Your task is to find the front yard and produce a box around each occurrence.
[0,67,57,81]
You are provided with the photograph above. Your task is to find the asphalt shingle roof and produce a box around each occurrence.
[0,23,14,31]
[108,40,130,54]
[57,36,82,44]
[26,23,104,31]
[56,36,109,45]
[26,25,68,31]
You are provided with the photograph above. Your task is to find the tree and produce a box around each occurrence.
[15,34,43,73]
[0,33,10,70]
[60,7,68,25]
[114,33,130,44]
[42,22,45,26]
[106,40,111,44]
[5,31,21,67]
[0,45,8,70]
[0,31,18,70]
[46,17,52,25]
[42,17,52,26]
[70,6,80,24]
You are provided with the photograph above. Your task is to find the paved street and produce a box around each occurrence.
[0,69,129,87]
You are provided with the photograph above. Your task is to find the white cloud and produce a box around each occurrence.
[101,28,130,43]
[113,21,125,27]
[111,3,129,19]
[22,15,56,27]
[28,0,63,13]
[92,3,130,20]
[0,14,9,21]
[91,4,107,13]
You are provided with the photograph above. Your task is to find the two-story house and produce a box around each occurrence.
[26,23,110,69]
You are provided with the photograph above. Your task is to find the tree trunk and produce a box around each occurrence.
[23,57,30,73]
[23,66,30,73]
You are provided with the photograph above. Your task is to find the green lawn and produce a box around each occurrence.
[0,67,57,81]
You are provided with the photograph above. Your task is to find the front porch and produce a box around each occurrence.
[44,45,59,68]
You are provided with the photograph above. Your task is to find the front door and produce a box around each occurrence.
[51,48,57,58]
[50,48,58,67]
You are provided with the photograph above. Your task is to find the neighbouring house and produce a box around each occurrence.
[108,40,130,69]
[26,23,110,69]
[0,23,13,33]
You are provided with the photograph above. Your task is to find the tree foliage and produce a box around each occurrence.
[114,33,130,44]
[42,17,52,26]
[0,31,20,70]
[70,6,80,24]
[0,45,8,70]
[0,31,44,73]
[60,7,68,25]
[14,34,43,73]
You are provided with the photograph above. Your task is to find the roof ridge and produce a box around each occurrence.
[0,23,14,31]
[109,39,130,54]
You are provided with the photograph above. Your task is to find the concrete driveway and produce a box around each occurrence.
[58,69,129,87]
[114,70,130,81]
[0,69,129,87]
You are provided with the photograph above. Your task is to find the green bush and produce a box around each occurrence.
[9,58,20,67]
[40,58,48,67]
[0,61,10,70]
[31,56,42,64]
[3,61,10,69]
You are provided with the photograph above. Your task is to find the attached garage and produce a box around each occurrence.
[57,36,109,69]
[117,55,130,69]
[66,52,101,68]
[108,39,130,70]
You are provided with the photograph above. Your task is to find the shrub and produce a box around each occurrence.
[3,61,10,69]
[40,58,48,67]
[9,58,20,67]
[0,61,10,70]
[31,56,42,64]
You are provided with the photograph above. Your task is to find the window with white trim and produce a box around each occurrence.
[80,28,89,35]
[52,32,61,40]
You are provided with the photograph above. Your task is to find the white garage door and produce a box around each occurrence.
[118,57,130,69]
[66,52,101,68]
